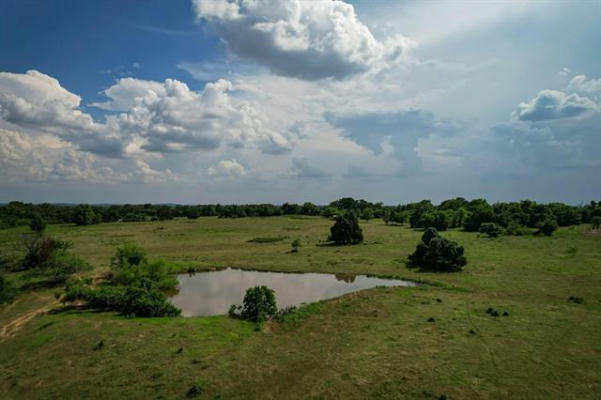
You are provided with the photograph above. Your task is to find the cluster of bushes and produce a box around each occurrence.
[408,228,467,272]
[18,234,92,283]
[62,243,180,317]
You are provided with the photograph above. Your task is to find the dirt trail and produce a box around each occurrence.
[0,296,57,342]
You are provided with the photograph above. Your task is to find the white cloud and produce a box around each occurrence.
[568,74,601,94]
[512,90,598,121]
[192,0,414,80]
[208,158,247,178]
[0,128,175,184]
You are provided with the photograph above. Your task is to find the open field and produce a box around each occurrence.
[1,217,601,399]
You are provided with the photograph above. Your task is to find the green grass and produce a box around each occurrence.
[1,217,601,399]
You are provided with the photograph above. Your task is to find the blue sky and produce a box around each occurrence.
[1,0,600,204]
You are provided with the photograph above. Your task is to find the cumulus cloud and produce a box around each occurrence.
[193,0,413,80]
[567,74,601,94]
[512,90,598,121]
[0,70,299,161]
[0,128,175,184]
[99,77,296,155]
[208,158,248,178]
[288,157,329,178]
[0,70,124,157]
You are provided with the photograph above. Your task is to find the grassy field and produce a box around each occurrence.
[1,217,600,399]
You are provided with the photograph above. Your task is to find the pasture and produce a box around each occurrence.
[1,217,600,399]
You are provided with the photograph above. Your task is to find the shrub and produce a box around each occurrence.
[73,204,100,226]
[240,285,277,322]
[328,212,363,245]
[536,217,558,236]
[408,228,467,272]
[505,220,529,236]
[110,242,146,270]
[0,275,17,304]
[63,278,180,317]
[291,239,301,252]
[20,234,90,282]
[479,222,503,238]
[591,216,601,230]
[29,214,46,232]
[247,236,286,243]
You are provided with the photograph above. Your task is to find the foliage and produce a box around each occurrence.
[479,222,503,238]
[408,228,467,272]
[63,278,180,317]
[73,204,101,226]
[20,234,91,282]
[240,285,277,322]
[29,214,46,232]
[291,239,301,252]
[110,242,147,270]
[328,212,363,245]
[591,216,601,230]
[536,217,558,236]
[109,244,175,291]
[505,220,530,236]
[361,208,374,222]
[0,275,17,304]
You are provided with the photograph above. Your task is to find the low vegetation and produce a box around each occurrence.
[61,243,180,317]
[1,200,600,399]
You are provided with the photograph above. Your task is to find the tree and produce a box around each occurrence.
[361,208,374,222]
[591,216,601,230]
[479,222,503,238]
[29,214,46,231]
[241,286,277,322]
[328,212,363,245]
[536,217,558,236]
[73,204,98,226]
[408,228,467,272]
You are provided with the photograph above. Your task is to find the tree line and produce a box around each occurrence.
[1,197,600,233]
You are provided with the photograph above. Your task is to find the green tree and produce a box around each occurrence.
[536,217,558,236]
[241,286,277,322]
[361,208,374,222]
[408,228,467,272]
[29,214,46,231]
[328,212,363,245]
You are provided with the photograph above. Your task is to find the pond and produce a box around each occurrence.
[169,268,417,317]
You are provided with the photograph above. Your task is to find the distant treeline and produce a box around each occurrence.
[1,197,600,233]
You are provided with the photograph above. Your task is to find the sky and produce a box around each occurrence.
[1,0,600,205]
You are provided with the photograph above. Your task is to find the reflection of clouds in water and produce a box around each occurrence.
[170,268,416,317]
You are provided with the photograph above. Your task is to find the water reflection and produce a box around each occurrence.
[169,268,416,317]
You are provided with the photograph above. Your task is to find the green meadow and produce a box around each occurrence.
[1,217,600,399]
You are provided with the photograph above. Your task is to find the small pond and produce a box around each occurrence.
[169,268,417,317]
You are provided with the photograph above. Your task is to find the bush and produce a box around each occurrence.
[240,285,277,322]
[20,234,91,282]
[110,242,146,270]
[29,214,46,231]
[328,212,363,245]
[505,220,529,236]
[591,216,601,230]
[291,239,301,252]
[63,278,180,317]
[0,275,17,304]
[479,222,503,238]
[536,217,558,236]
[408,228,467,272]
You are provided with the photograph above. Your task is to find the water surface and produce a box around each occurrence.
[170,268,416,317]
